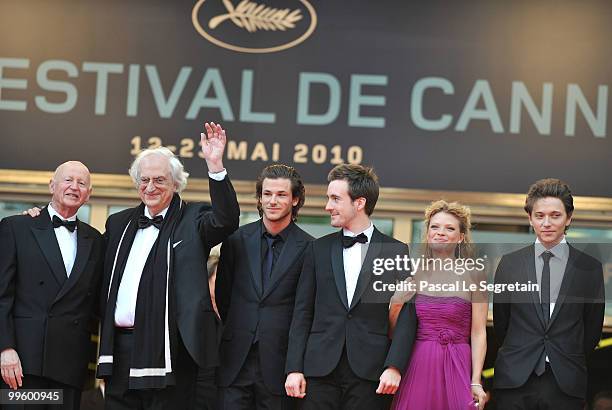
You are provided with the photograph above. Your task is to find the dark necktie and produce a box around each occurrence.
[262,233,280,291]
[253,233,279,344]
[138,214,164,229]
[541,251,553,326]
[535,250,553,376]
[342,232,368,248]
[52,215,77,232]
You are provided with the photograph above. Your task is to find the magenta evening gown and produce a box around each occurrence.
[392,294,473,410]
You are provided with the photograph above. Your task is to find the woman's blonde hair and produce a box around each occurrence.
[422,200,474,259]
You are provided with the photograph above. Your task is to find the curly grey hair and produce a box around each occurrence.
[129,147,189,192]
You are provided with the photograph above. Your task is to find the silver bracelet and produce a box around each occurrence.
[470,383,483,388]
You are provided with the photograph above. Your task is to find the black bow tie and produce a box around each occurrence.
[52,215,77,232]
[342,232,368,248]
[138,214,164,229]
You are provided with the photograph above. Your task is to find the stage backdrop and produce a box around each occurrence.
[1,0,611,196]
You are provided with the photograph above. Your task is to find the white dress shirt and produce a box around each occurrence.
[208,169,227,181]
[114,206,169,327]
[47,203,78,277]
[343,223,374,306]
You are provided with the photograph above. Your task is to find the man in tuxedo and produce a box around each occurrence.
[215,164,313,409]
[96,123,240,410]
[0,161,104,409]
[285,164,417,410]
[493,178,605,409]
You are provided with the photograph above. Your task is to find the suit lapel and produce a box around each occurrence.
[547,245,577,329]
[349,228,382,310]
[262,226,306,300]
[54,221,94,303]
[524,245,546,329]
[243,223,264,297]
[32,208,68,287]
[331,231,349,310]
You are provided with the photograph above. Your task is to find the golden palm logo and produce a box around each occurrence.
[192,0,317,53]
[209,0,303,33]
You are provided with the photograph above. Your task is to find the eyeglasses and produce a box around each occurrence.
[139,176,170,187]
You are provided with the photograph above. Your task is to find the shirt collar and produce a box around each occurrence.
[145,206,169,219]
[48,203,77,221]
[535,236,568,259]
[343,221,374,242]
[262,220,293,242]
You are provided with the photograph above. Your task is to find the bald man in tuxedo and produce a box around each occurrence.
[0,161,104,409]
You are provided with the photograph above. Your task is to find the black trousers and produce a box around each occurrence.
[301,348,391,410]
[104,329,197,410]
[494,364,584,410]
[217,343,296,410]
[1,375,81,410]
[194,366,217,410]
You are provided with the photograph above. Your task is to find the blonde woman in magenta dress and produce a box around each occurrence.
[389,201,488,410]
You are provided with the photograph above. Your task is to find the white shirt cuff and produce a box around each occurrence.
[208,169,227,181]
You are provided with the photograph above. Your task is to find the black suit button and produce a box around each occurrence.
[39,281,44,285]
[544,335,549,341]
[347,314,352,319]
[48,313,54,318]
[74,320,79,325]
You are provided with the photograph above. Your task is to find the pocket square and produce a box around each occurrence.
[172,240,183,248]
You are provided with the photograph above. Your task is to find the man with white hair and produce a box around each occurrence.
[0,161,104,409]
[97,123,240,410]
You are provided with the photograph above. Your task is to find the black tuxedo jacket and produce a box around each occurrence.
[0,208,104,388]
[215,220,314,394]
[493,244,605,398]
[101,177,239,369]
[286,228,417,381]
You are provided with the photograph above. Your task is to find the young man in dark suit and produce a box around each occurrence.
[0,161,105,409]
[97,123,240,410]
[285,164,417,410]
[215,164,314,410]
[493,178,605,409]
